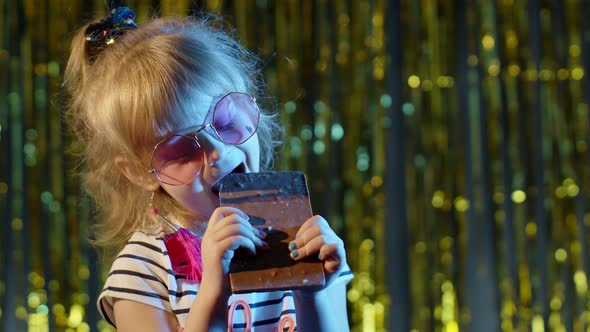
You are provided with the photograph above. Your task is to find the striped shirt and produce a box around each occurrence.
[97,230,353,331]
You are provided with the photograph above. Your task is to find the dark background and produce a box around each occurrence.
[2,1,590,331]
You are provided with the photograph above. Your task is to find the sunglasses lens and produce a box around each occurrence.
[212,93,260,144]
[152,135,202,185]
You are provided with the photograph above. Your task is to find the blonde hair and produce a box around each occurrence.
[64,15,283,248]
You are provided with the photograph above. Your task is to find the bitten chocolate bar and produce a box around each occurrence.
[215,171,326,293]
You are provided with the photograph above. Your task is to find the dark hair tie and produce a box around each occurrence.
[84,5,137,62]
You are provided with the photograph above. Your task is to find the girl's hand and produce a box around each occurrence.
[200,207,267,288]
[287,215,347,287]
[183,207,266,331]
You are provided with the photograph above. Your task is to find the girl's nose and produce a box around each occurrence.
[200,131,227,166]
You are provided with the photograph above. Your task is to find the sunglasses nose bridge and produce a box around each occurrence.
[194,123,208,135]
[193,123,220,142]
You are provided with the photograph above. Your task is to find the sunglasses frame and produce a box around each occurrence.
[146,92,260,186]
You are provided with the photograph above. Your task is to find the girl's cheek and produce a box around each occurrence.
[191,177,206,192]
[249,145,261,171]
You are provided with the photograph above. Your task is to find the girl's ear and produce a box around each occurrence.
[114,156,160,191]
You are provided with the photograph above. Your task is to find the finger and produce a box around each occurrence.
[290,234,328,260]
[289,223,322,252]
[318,243,341,273]
[214,213,249,228]
[219,235,257,255]
[215,213,267,240]
[214,222,266,247]
[295,215,327,238]
[204,213,245,236]
[210,206,250,224]
[211,209,267,240]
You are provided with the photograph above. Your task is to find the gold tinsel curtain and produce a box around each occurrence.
[1,0,590,331]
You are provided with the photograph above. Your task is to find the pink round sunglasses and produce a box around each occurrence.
[147,92,260,186]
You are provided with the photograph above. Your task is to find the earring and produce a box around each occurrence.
[149,191,159,215]
[149,191,178,230]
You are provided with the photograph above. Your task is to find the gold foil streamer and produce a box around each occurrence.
[2,1,590,331]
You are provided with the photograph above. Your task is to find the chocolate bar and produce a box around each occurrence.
[215,171,326,293]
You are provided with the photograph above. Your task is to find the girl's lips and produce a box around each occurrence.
[211,163,246,194]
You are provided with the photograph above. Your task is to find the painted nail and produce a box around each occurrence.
[261,240,270,249]
[288,242,297,251]
[318,253,323,260]
[290,250,299,258]
[258,229,267,238]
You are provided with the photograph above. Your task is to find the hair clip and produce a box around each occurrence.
[85,6,137,44]
[84,4,137,62]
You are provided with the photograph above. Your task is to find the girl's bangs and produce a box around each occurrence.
[150,67,247,139]
[107,30,251,158]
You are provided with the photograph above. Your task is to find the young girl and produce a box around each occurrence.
[64,4,352,332]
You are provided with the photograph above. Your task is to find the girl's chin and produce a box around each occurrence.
[188,194,220,218]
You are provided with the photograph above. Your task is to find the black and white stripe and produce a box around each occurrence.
[98,230,353,331]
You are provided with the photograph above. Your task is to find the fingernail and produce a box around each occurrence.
[290,250,299,258]
[244,214,250,220]
[295,233,301,239]
[261,240,270,248]
[258,229,267,238]
[318,253,323,260]
[288,242,297,251]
